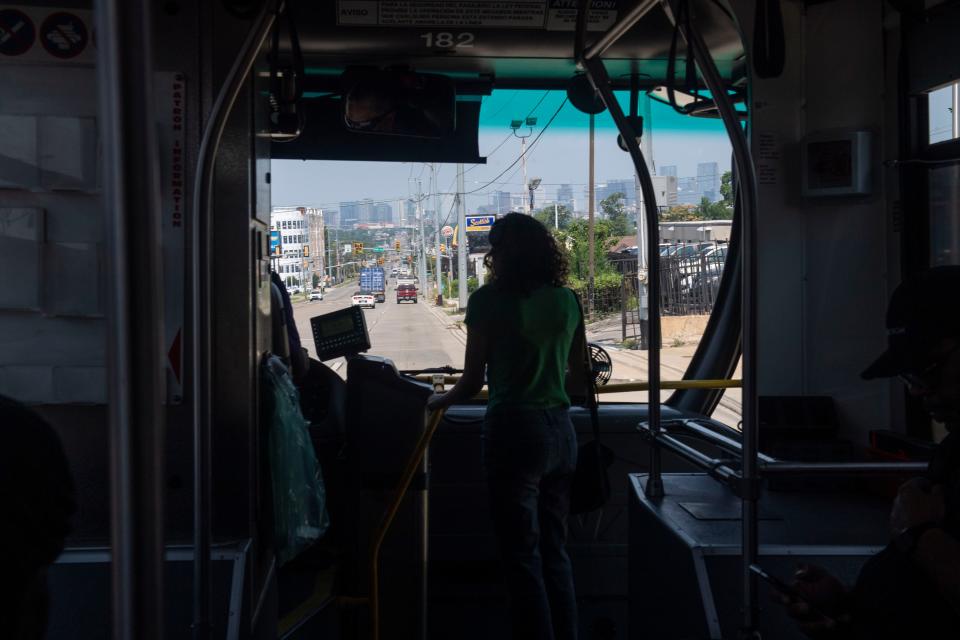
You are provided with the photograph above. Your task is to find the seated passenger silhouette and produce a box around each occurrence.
[429,213,587,640]
[783,266,960,639]
[0,395,75,639]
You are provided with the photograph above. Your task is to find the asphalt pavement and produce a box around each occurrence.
[292,284,466,377]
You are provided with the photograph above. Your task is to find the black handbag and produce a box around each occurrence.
[569,291,614,515]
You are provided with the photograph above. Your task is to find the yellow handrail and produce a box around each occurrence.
[412,375,742,394]
[368,408,446,640]
[598,379,742,393]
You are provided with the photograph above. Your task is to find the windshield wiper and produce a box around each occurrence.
[400,366,464,375]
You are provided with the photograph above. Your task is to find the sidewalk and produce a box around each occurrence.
[422,297,467,347]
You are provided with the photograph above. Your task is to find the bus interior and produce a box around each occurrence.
[2,0,959,638]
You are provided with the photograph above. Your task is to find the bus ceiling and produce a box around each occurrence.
[268,0,746,163]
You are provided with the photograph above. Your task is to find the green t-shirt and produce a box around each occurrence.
[465,284,581,413]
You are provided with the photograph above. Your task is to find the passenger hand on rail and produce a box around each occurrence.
[426,393,447,412]
[889,477,946,536]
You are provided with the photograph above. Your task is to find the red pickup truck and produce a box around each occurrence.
[396,284,417,304]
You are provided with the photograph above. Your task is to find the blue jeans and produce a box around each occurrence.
[483,407,578,640]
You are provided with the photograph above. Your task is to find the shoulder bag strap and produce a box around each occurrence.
[570,289,601,442]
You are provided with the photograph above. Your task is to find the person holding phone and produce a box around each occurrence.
[781,267,960,639]
[428,213,586,640]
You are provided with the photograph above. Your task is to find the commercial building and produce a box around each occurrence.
[270,207,308,288]
[697,161,721,201]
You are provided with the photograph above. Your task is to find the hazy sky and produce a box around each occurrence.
[272,90,732,217]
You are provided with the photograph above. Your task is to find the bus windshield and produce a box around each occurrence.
[272,89,740,423]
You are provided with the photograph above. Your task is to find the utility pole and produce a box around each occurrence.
[417,179,428,294]
[457,163,468,309]
[432,164,442,303]
[335,227,341,284]
[510,116,537,213]
[521,136,528,212]
[588,113,596,317]
[554,203,559,230]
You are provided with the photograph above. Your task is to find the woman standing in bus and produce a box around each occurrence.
[429,213,586,640]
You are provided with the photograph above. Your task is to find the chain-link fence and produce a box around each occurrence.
[571,242,729,344]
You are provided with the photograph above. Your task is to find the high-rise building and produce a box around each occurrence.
[677,177,700,205]
[359,198,376,224]
[374,202,393,225]
[605,178,637,206]
[556,183,574,210]
[304,208,326,287]
[490,190,512,214]
[660,165,678,177]
[697,162,720,201]
[636,175,678,210]
[404,200,417,225]
[340,201,361,228]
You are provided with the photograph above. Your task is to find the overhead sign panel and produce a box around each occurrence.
[465,214,495,232]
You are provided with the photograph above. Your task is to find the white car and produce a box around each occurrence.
[351,290,375,309]
[308,289,324,301]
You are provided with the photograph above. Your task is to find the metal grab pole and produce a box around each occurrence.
[457,165,468,309]
[96,0,167,636]
[581,58,664,498]
[190,3,277,638]
[582,0,661,61]
[673,10,762,637]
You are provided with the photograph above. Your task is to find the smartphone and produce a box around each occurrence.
[749,564,835,623]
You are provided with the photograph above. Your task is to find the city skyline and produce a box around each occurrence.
[272,90,731,220]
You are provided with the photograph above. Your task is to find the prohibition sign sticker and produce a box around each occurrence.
[0,8,36,56]
[40,11,88,59]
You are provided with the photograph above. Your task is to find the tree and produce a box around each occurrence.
[660,205,700,222]
[695,196,733,220]
[533,203,573,230]
[556,218,621,282]
[599,191,630,235]
[719,170,734,207]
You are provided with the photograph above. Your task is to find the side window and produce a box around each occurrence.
[928,81,959,145]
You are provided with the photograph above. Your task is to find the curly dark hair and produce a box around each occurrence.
[484,212,569,295]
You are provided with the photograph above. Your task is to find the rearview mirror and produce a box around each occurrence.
[343,69,456,138]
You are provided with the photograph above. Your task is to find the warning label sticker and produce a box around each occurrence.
[338,0,618,30]
[0,8,35,56]
[40,11,88,59]
[0,6,93,64]
[546,0,618,32]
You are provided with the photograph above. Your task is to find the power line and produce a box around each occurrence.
[525,90,551,120]
[463,97,568,196]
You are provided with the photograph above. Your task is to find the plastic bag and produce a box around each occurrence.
[262,354,330,565]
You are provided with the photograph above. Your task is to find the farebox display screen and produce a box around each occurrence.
[310,306,371,360]
[317,313,355,337]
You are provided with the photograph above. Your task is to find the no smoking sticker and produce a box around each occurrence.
[0,8,35,56]
[40,11,87,59]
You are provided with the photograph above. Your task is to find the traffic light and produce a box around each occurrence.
[303,244,309,257]
[377,257,384,265]
[440,243,446,253]
[394,240,401,251]
[353,241,363,254]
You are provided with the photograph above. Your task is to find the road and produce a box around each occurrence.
[291,284,466,377]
